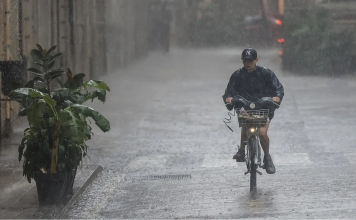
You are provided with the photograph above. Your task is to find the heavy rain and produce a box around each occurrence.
[0,0,356,219]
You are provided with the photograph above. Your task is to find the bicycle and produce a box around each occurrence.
[230,96,279,192]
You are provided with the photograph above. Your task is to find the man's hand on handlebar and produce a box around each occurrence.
[226,97,280,103]
[225,96,281,107]
[272,97,280,103]
[225,97,233,104]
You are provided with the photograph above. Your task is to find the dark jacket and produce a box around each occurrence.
[223,66,284,111]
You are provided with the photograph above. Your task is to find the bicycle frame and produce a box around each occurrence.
[244,127,263,192]
[245,128,263,174]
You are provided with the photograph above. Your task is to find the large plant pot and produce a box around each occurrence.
[64,167,77,196]
[34,172,68,205]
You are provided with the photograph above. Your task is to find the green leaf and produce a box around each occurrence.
[47,59,55,69]
[58,144,65,159]
[67,68,73,76]
[12,88,57,108]
[32,73,45,78]
[63,100,74,108]
[18,108,27,116]
[52,88,84,106]
[28,67,43,75]
[63,72,72,88]
[33,76,44,82]
[30,49,43,60]
[9,92,27,106]
[70,104,110,132]
[26,99,47,127]
[18,136,27,161]
[83,80,110,91]
[71,73,86,89]
[46,69,64,82]
[38,88,49,94]
[64,70,86,89]
[36,44,44,52]
[85,90,106,103]
[59,109,88,144]
[73,73,85,81]
[48,72,65,82]
[46,46,57,55]
[52,88,69,101]
[68,92,84,104]
[35,61,44,67]
[50,53,62,62]
[48,69,64,75]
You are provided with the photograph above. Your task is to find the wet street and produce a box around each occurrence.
[64,48,356,219]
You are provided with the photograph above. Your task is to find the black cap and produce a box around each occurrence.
[241,48,257,60]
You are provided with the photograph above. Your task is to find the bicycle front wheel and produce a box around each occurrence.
[249,137,258,192]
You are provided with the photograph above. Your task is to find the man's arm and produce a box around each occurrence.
[269,70,284,103]
[222,71,239,110]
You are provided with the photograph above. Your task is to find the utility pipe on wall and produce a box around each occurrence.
[4,0,13,137]
[279,0,284,15]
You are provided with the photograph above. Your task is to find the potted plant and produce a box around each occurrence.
[10,44,110,204]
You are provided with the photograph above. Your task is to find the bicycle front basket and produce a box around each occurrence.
[237,109,269,127]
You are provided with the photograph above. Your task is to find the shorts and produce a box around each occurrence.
[268,111,275,122]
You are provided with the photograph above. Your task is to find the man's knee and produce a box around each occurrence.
[259,128,268,137]
[259,121,269,137]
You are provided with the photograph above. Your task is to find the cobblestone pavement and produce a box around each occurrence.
[64,48,356,219]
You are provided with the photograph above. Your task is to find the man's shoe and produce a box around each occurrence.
[263,155,276,174]
[233,150,245,162]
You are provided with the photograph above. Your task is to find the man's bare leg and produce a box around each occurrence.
[233,128,247,161]
[259,121,270,156]
[259,121,275,174]
[240,127,247,150]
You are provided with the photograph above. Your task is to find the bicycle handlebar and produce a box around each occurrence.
[225,96,280,110]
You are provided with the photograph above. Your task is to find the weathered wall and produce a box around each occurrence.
[0,0,151,138]
[0,0,21,138]
[21,0,107,77]
[105,0,149,74]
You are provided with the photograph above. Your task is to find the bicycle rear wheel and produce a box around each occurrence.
[249,138,258,192]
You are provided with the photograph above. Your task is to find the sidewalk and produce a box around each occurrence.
[0,121,102,219]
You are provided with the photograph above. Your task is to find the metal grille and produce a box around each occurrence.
[125,174,192,181]
[237,109,269,127]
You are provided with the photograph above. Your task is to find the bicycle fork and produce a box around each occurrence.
[244,135,263,176]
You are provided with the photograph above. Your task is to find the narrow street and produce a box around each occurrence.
[64,48,356,219]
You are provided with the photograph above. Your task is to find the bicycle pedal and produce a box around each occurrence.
[244,171,250,175]
[256,170,262,175]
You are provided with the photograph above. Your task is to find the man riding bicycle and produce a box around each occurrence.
[223,48,284,174]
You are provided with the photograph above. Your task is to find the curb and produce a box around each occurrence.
[55,165,104,219]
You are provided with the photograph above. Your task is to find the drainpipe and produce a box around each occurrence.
[4,0,13,138]
[279,0,284,16]
[260,0,272,45]
[1,0,24,138]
